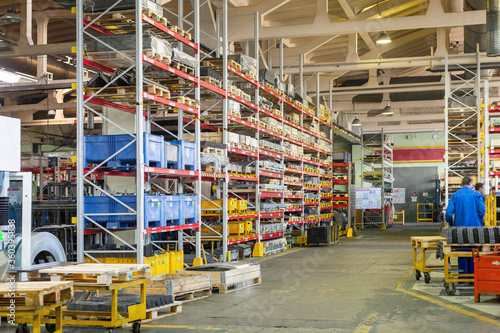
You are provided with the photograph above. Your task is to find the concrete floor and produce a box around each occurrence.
[5,223,500,332]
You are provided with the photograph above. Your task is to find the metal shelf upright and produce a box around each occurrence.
[76,0,202,264]
[444,53,482,204]
[360,128,393,228]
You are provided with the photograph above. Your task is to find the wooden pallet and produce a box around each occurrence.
[86,49,171,69]
[87,84,171,100]
[202,147,225,155]
[178,262,261,293]
[85,8,169,29]
[200,76,221,88]
[443,243,500,254]
[171,95,198,107]
[200,59,241,71]
[171,61,195,75]
[0,281,73,310]
[124,273,212,303]
[140,302,183,323]
[29,263,150,285]
[410,236,446,249]
[170,25,192,40]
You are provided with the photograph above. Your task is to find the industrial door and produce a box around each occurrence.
[393,166,438,223]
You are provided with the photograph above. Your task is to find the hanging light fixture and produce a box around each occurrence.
[376,32,391,44]
[1,7,22,24]
[352,115,362,127]
[382,102,394,115]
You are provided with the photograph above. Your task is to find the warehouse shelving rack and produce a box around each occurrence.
[75,0,337,263]
[444,53,482,205]
[76,0,203,264]
[360,129,393,228]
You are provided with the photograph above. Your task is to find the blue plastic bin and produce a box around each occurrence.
[84,133,164,168]
[163,195,182,226]
[144,195,164,228]
[181,195,197,225]
[164,142,179,169]
[169,140,196,170]
[84,195,137,229]
[84,194,164,229]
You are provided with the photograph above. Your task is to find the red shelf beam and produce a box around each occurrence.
[145,223,198,234]
[261,232,284,240]
[260,170,284,179]
[142,14,197,50]
[227,235,258,245]
[260,212,284,218]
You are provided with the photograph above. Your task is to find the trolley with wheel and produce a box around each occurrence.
[442,243,500,295]
[0,281,73,333]
[411,236,448,284]
[26,263,151,333]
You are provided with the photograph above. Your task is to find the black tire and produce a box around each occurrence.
[494,228,500,244]
[483,228,490,244]
[452,228,458,244]
[437,212,444,222]
[415,270,421,281]
[465,228,472,245]
[473,228,480,244]
[445,283,457,296]
[16,324,30,333]
[424,273,431,284]
[132,321,141,333]
[45,323,56,333]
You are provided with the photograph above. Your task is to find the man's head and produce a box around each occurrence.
[462,177,474,188]
[475,182,485,195]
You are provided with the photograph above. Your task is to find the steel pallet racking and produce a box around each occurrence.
[76,0,203,264]
[444,53,482,204]
[360,128,393,228]
[75,0,340,264]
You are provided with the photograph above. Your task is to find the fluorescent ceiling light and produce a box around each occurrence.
[0,69,21,83]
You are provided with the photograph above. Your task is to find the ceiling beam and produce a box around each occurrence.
[283,53,500,74]
[225,0,290,22]
[228,0,485,41]
[0,42,74,57]
[337,0,376,50]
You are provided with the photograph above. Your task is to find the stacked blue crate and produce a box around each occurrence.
[84,133,164,169]
[84,194,164,229]
[168,141,196,170]
[163,195,182,226]
[181,195,197,225]
[144,195,164,228]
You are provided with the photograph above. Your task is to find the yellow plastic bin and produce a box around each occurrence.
[168,250,184,273]
[229,221,245,235]
[237,199,247,212]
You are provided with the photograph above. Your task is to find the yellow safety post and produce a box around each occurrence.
[253,243,264,257]
[192,257,203,266]
[347,228,353,238]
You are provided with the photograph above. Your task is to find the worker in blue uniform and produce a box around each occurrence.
[475,182,485,199]
[445,177,485,278]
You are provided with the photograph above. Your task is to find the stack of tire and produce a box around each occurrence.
[446,227,500,244]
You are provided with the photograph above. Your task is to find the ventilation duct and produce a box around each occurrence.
[487,0,500,56]
[465,0,492,76]
[465,0,487,54]
[0,56,75,80]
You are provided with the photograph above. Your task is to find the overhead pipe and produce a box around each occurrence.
[0,56,76,80]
